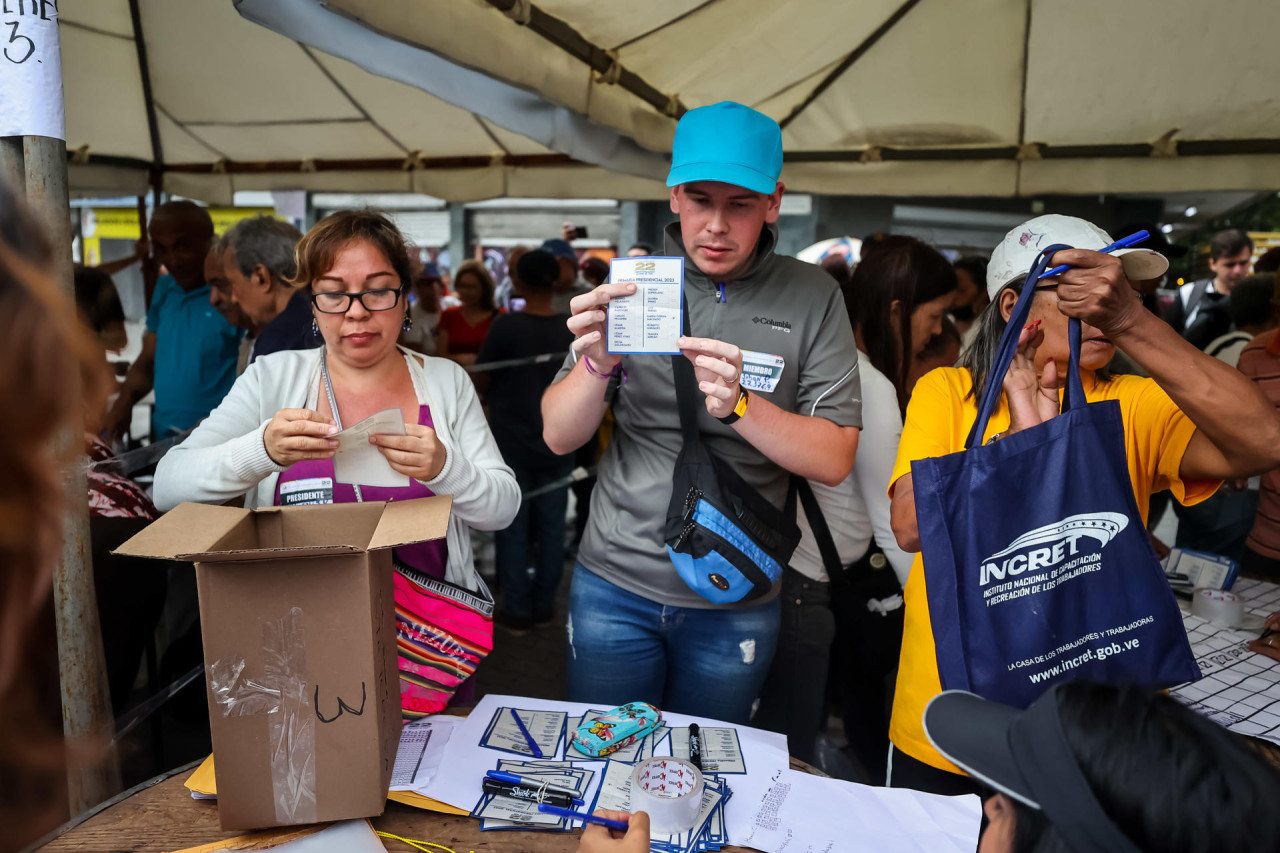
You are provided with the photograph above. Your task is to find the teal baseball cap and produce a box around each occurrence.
[666,101,783,195]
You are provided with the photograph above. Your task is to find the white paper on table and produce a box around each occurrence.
[0,4,65,140]
[606,256,684,355]
[1171,611,1280,745]
[481,707,567,757]
[261,819,387,852]
[332,407,409,487]
[390,715,462,791]
[670,725,746,773]
[592,759,638,812]
[421,693,789,823]
[732,768,982,853]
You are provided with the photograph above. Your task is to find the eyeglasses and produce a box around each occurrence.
[310,287,403,314]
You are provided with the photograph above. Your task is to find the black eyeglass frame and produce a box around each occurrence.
[309,286,405,314]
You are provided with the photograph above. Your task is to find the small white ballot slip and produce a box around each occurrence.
[607,256,684,355]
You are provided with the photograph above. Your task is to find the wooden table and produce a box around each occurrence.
[34,759,811,852]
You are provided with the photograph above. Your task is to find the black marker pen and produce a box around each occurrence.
[482,779,578,810]
[688,723,703,771]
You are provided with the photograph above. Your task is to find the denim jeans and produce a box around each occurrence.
[495,463,573,620]
[565,565,781,725]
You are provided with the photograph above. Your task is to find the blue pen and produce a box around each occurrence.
[486,770,583,804]
[509,708,544,758]
[537,804,630,831]
[1037,230,1150,280]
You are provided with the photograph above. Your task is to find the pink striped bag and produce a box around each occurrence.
[393,562,494,720]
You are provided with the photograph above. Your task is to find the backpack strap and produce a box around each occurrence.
[670,291,701,445]
[792,475,847,585]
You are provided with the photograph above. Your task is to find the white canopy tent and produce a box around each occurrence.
[60,0,1280,202]
[60,0,670,202]
[283,0,1280,198]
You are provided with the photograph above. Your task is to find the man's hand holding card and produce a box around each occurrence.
[568,282,636,375]
[679,337,744,421]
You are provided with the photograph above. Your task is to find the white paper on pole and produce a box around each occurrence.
[0,1,65,140]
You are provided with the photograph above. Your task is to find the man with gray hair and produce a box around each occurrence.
[222,215,317,363]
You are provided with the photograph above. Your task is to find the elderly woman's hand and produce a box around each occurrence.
[1051,248,1144,338]
[264,408,338,466]
[1003,320,1060,438]
[370,423,447,482]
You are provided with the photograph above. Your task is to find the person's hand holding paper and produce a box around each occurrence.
[567,282,637,373]
[264,408,339,466]
[369,421,447,484]
[679,336,745,420]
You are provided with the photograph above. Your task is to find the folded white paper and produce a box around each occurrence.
[332,407,410,488]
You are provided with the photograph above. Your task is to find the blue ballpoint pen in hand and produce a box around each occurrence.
[509,707,544,758]
[538,804,630,831]
[1037,231,1150,280]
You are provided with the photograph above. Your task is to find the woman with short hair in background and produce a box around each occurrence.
[437,258,501,366]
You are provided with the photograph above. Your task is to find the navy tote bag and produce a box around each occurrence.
[910,244,1199,708]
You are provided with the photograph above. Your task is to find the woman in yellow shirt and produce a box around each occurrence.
[886,215,1280,795]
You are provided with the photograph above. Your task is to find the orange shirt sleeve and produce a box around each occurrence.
[1123,377,1219,506]
[890,368,957,498]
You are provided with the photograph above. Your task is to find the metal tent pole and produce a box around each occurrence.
[2,0,121,816]
[14,133,123,812]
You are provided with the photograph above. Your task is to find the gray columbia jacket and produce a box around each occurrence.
[553,222,863,608]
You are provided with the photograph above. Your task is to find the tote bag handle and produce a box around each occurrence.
[965,244,1087,449]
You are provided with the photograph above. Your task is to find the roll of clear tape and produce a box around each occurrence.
[631,757,704,834]
[1192,588,1244,629]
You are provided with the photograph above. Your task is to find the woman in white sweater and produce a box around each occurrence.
[754,237,956,772]
[154,210,519,710]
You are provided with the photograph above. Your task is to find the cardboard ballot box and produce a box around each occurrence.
[117,496,451,830]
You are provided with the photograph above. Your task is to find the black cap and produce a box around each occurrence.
[924,686,1141,853]
[517,249,560,291]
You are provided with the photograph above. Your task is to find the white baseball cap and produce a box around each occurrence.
[986,214,1170,301]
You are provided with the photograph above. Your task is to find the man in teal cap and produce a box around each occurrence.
[542,101,862,723]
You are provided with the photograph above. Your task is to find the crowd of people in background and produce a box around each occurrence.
[59,198,1280,752]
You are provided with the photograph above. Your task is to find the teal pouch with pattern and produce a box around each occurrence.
[570,702,662,757]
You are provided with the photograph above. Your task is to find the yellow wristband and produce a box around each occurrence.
[718,387,750,425]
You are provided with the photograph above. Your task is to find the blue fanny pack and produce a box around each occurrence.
[663,299,800,604]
